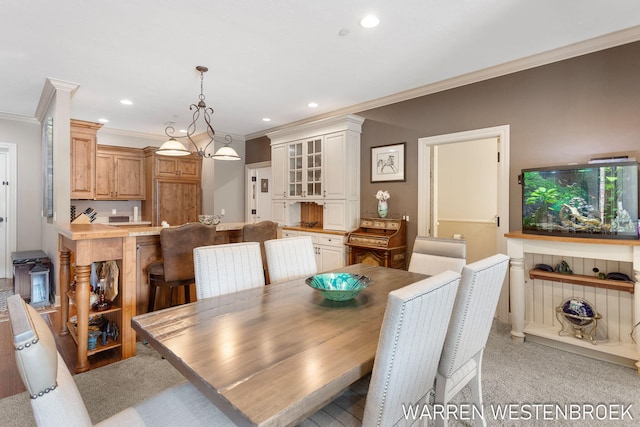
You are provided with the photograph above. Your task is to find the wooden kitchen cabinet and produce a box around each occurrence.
[142,147,202,226]
[70,119,102,199]
[153,156,201,179]
[95,145,145,200]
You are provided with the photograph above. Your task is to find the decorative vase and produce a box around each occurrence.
[377,200,389,218]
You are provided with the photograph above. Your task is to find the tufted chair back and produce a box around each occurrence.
[434,253,510,427]
[408,236,466,276]
[264,236,317,284]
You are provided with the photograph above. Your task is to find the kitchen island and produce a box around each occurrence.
[57,223,137,372]
[57,222,246,372]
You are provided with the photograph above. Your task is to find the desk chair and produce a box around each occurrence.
[435,254,510,427]
[7,294,235,427]
[300,270,461,426]
[147,223,217,312]
[241,221,278,284]
[264,236,317,284]
[408,236,467,276]
[194,242,265,299]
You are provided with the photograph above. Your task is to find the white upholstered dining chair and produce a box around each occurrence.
[300,270,462,426]
[6,294,235,427]
[193,242,265,299]
[434,253,510,427]
[264,236,318,284]
[408,236,467,276]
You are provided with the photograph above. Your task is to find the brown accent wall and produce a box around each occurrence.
[247,41,640,250]
[245,135,271,164]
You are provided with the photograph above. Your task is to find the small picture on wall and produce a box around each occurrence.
[261,179,269,193]
[371,142,406,182]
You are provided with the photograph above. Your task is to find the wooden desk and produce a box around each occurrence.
[132,264,427,426]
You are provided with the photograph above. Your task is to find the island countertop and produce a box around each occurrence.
[57,222,247,238]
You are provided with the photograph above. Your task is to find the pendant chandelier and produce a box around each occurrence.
[156,66,241,160]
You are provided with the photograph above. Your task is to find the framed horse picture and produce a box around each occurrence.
[371,142,405,182]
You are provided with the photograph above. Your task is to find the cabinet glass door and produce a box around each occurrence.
[306,138,322,197]
[288,142,303,197]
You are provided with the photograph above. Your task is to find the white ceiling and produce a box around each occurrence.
[2,0,640,139]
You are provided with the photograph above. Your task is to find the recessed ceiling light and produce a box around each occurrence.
[120,99,133,105]
[308,102,318,108]
[179,129,188,133]
[98,118,109,123]
[262,118,271,122]
[360,15,380,28]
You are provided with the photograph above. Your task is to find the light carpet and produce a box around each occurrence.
[1,322,639,426]
[0,342,185,426]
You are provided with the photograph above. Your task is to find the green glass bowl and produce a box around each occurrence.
[305,273,372,301]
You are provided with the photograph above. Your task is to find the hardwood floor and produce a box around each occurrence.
[1,278,123,399]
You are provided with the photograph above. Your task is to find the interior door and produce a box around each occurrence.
[247,165,272,223]
[0,150,7,277]
[433,138,498,263]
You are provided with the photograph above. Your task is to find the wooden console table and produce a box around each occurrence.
[506,231,640,373]
[57,224,137,372]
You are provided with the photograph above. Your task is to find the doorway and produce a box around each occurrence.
[417,125,510,321]
[433,138,498,263]
[0,142,17,279]
[245,162,272,223]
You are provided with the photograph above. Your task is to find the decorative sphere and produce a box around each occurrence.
[561,298,597,326]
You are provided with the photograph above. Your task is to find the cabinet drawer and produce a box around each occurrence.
[318,235,344,248]
[297,231,319,244]
[282,230,299,238]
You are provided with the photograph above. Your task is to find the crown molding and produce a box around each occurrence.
[100,127,246,144]
[247,25,640,141]
[0,111,39,125]
[267,114,364,144]
[34,78,79,123]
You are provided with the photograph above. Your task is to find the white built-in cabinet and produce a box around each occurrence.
[268,114,364,231]
[281,229,346,271]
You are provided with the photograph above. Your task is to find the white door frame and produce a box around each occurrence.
[418,125,510,321]
[0,142,17,278]
[245,161,271,223]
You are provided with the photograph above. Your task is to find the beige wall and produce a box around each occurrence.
[0,117,42,251]
[247,41,640,253]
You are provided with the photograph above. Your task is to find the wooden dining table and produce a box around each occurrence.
[131,263,428,426]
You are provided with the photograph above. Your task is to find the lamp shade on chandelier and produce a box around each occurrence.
[156,66,241,161]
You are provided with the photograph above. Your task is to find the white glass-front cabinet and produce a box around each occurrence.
[268,114,364,231]
[287,137,323,200]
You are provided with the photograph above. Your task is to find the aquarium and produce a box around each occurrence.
[522,161,639,240]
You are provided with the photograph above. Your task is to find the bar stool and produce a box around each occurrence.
[241,221,277,284]
[147,223,217,312]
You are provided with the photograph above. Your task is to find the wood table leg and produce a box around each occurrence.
[59,250,71,336]
[75,264,91,373]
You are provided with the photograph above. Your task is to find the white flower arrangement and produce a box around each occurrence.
[375,190,390,201]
